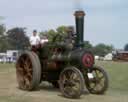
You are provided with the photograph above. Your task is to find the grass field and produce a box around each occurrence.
[0,61,128,102]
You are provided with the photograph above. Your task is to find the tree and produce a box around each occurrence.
[0,24,6,37]
[40,29,57,42]
[40,26,68,42]
[83,41,93,50]
[56,26,68,35]
[93,43,114,56]
[7,27,30,50]
[0,24,9,52]
[0,36,12,52]
[124,44,128,51]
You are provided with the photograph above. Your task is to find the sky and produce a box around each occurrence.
[0,0,128,49]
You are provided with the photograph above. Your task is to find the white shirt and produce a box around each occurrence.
[30,35,40,46]
[40,39,48,44]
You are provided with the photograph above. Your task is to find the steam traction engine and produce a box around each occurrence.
[16,11,109,98]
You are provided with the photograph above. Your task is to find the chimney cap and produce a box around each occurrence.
[74,11,85,17]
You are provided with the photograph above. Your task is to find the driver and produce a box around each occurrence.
[29,30,41,50]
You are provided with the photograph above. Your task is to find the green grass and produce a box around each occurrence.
[0,61,128,94]
[95,61,128,94]
[0,63,14,72]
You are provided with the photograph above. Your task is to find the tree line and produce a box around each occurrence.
[0,25,29,52]
[0,24,115,56]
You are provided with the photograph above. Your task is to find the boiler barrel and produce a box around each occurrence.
[50,49,94,68]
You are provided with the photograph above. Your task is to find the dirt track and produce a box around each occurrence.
[0,64,128,102]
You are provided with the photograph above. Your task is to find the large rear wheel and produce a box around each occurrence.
[16,51,41,91]
[59,67,84,98]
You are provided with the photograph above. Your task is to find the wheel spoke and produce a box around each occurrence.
[72,82,80,91]
[69,71,74,80]
[71,73,77,79]
[20,57,25,65]
[20,76,26,89]
[94,83,103,91]
[26,56,30,63]
[65,71,72,79]
[25,57,30,67]
[26,73,32,80]
[27,68,32,73]
[95,70,100,77]
[72,74,80,84]
[64,87,71,95]
[18,67,24,71]
[61,74,68,84]
[99,75,104,81]
[90,82,96,89]
[24,78,31,88]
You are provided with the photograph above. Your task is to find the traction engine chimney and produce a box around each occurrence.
[74,11,85,47]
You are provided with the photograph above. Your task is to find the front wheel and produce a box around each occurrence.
[59,67,85,98]
[85,66,109,94]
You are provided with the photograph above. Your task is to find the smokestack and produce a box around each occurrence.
[74,10,85,47]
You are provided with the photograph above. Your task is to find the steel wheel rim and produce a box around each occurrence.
[60,69,81,97]
[16,54,33,89]
[89,69,105,91]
